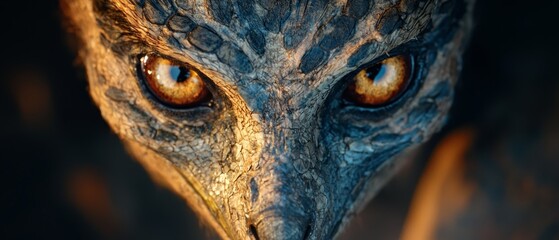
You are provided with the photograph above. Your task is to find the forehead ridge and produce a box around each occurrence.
[99,0,450,97]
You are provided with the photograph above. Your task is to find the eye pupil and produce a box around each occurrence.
[170,66,191,83]
[365,64,383,82]
[370,64,391,84]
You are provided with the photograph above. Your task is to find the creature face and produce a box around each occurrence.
[63,0,473,239]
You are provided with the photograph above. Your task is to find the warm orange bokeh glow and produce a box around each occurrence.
[401,128,476,240]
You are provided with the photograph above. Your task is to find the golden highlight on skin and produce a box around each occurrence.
[141,54,209,107]
[345,55,411,106]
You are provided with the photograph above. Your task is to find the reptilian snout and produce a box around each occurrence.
[248,165,314,240]
[240,110,321,240]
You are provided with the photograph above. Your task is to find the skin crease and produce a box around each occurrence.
[61,0,474,239]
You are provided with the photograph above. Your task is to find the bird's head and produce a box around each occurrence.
[63,0,473,239]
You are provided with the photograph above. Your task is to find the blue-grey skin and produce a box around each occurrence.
[63,0,474,239]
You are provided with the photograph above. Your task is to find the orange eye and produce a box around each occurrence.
[140,54,210,107]
[344,55,412,106]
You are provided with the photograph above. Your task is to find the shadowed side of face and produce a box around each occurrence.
[62,0,474,239]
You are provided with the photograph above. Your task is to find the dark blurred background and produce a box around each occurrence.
[1,1,558,239]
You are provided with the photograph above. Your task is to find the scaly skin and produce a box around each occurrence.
[62,0,474,239]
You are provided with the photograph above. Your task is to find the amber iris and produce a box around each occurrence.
[140,54,209,107]
[344,55,412,106]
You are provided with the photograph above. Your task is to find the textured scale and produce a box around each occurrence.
[62,0,475,239]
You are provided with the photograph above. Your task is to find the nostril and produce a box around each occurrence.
[250,222,311,240]
[248,216,313,240]
[250,224,260,240]
[303,223,312,240]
